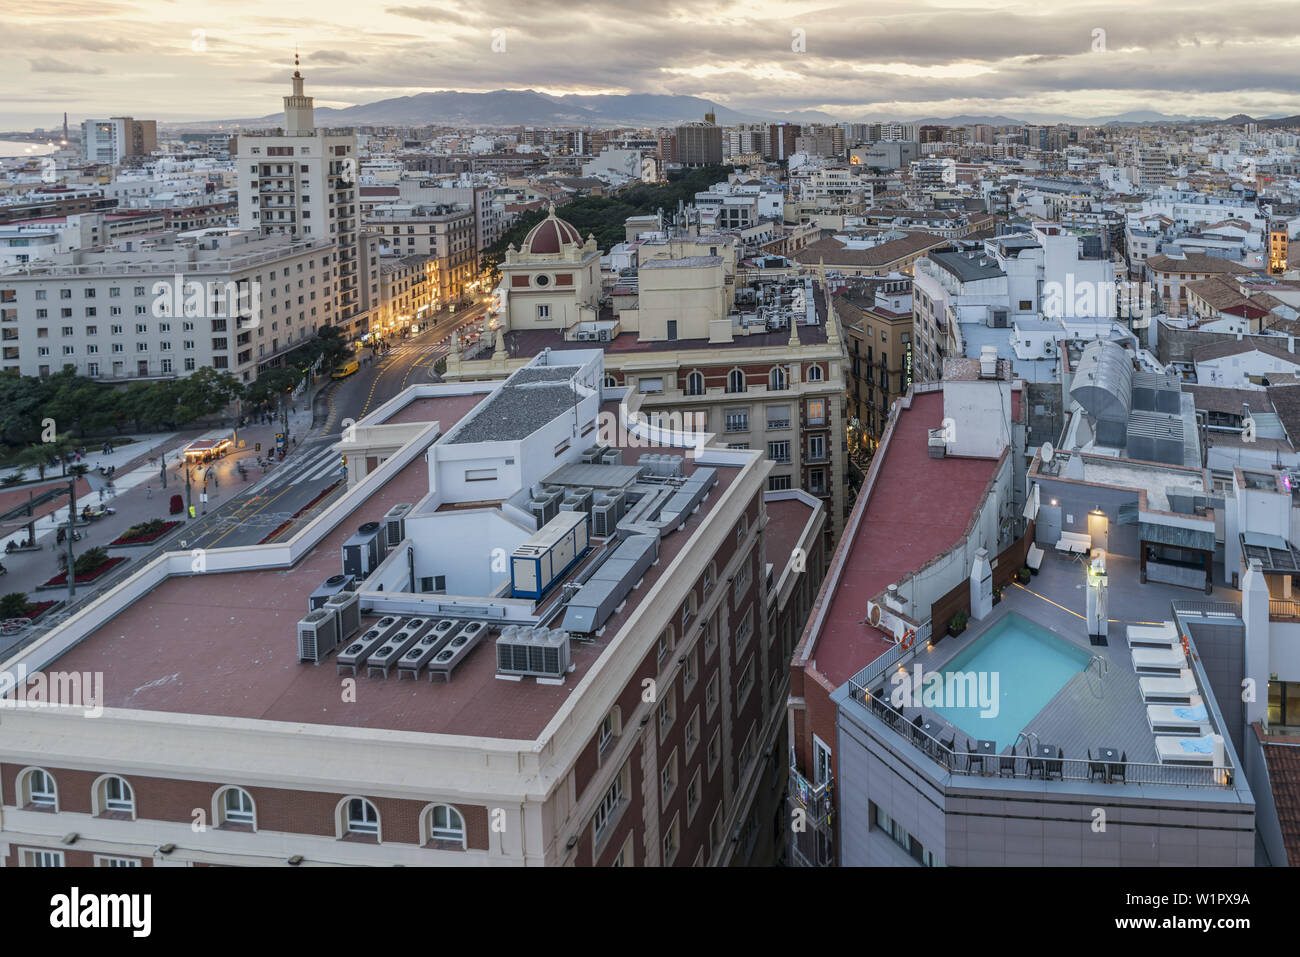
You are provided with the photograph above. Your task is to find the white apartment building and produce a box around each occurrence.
[81,117,157,165]
[237,63,363,335]
[0,213,104,267]
[0,231,335,382]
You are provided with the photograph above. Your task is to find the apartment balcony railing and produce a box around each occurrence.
[1269,599,1300,621]
[786,765,835,867]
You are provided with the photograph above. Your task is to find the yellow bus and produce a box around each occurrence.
[331,359,359,379]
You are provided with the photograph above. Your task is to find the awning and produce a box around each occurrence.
[1140,521,1215,552]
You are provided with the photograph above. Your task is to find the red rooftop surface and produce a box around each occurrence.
[763,497,817,574]
[806,389,1000,686]
[45,397,762,741]
[382,392,487,428]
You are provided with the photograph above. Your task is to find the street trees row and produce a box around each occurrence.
[0,325,352,462]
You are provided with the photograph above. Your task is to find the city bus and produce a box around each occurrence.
[331,359,359,379]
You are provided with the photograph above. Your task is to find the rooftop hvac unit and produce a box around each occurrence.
[599,447,622,466]
[529,491,561,528]
[496,626,572,679]
[383,503,413,548]
[365,617,431,679]
[598,329,610,342]
[591,493,624,537]
[335,616,402,676]
[342,521,388,580]
[297,608,341,664]
[323,590,362,641]
[428,620,490,682]
[560,488,593,514]
[577,330,596,341]
[397,618,459,679]
[580,444,605,464]
[308,573,356,611]
[662,455,683,478]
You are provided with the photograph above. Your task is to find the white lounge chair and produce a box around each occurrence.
[1026,543,1044,572]
[1126,622,1178,650]
[1147,696,1209,735]
[1131,645,1187,674]
[1155,732,1222,766]
[1140,669,1197,703]
[1054,531,1091,556]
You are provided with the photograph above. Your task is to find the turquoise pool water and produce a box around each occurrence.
[930,613,1091,750]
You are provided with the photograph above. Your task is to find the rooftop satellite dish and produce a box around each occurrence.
[1041,442,1055,465]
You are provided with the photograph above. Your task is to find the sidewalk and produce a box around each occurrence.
[1,406,316,602]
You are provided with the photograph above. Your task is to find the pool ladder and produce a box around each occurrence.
[1085,654,1109,698]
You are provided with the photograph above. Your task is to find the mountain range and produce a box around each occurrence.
[178,89,1297,131]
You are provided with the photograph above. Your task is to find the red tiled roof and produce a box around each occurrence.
[1258,724,1300,865]
[807,390,1000,686]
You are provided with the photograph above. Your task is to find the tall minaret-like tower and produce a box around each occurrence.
[283,50,315,134]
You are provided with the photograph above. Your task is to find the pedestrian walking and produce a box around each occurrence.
[146,486,153,500]
[98,489,104,504]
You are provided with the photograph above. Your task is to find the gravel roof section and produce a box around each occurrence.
[447,370,582,444]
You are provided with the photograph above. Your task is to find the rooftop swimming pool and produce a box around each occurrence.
[931,613,1092,750]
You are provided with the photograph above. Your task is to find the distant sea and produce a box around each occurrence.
[0,140,59,158]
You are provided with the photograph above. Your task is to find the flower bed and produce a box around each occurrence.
[110,520,180,546]
[24,599,57,619]
[42,555,127,587]
[258,481,341,544]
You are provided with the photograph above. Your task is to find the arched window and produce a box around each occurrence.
[686,370,704,396]
[603,374,617,388]
[21,768,57,810]
[769,366,787,391]
[96,775,134,816]
[345,797,379,836]
[727,369,746,393]
[427,805,466,846]
[806,364,823,382]
[218,787,255,827]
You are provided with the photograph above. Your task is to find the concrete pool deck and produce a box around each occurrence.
[860,550,1240,767]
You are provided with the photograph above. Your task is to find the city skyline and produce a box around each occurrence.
[4,0,1300,128]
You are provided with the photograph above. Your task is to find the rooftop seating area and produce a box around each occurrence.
[844,549,1240,790]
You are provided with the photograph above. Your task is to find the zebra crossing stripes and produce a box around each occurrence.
[260,446,342,490]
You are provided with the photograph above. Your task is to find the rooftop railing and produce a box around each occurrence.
[847,679,1234,790]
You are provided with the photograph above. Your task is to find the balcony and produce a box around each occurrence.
[786,765,834,867]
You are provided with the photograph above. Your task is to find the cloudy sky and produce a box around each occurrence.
[3,0,1300,128]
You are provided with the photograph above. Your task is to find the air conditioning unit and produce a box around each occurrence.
[580,444,605,464]
[324,590,362,641]
[297,608,340,663]
[599,447,622,466]
[308,573,355,611]
[591,493,623,537]
[560,488,593,514]
[496,626,571,679]
[342,521,388,579]
[383,503,413,548]
[577,331,596,341]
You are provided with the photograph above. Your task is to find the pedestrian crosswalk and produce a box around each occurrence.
[259,445,345,491]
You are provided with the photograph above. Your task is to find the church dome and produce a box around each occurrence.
[521,204,582,255]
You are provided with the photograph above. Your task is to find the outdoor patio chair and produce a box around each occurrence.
[1087,748,1108,782]
[999,747,1018,777]
[1046,747,1063,780]
[1109,751,1127,783]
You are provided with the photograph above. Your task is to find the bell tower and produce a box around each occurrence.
[284,49,315,134]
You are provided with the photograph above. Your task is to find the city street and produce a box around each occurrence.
[0,301,494,651]
[319,301,491,437]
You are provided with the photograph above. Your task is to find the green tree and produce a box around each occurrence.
[0,371,46,447]
[41,369,117,437]
[0,592,30,618]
